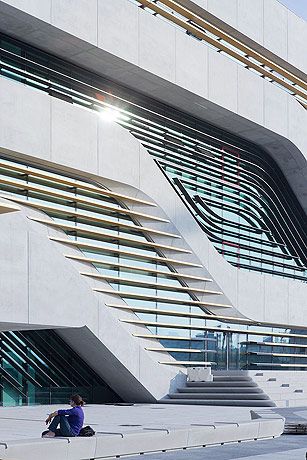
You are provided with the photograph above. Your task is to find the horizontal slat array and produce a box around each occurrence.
[1,155,224,371]
[107,304,252,324]
[136,0,307,106]
[244,341,307,349]
[122,320,307,339]
[0,44,306,371]
[251,363,307,368]
[0,33,305,283]
[67,254,209,280]
[145,347,216,353]
[247,351,307,359]
[1,194,178,238]
[56,240,203,267]
[159,361,216,366]
[97,290,230,308]
[81,272,220,294]
[133,334,217,342]
[0,176,166,221]
[0,159,156,206]
[29,217,189,253]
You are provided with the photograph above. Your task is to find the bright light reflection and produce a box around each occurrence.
[99,107,130,122]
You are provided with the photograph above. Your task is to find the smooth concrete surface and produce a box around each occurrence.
[0,77,306,329]
[0,194,188,402]
[1,0,306,74]
[249,371,307,408]
[209,0,307,74]
[125,441,307,460]
[178,0,307,77]
[124,406,307,459]
[0,0,306,214]
[0,404,284,460]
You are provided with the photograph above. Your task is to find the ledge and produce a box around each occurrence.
[0,404,284,460]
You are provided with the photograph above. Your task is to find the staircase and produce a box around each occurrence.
[161,371,276,407]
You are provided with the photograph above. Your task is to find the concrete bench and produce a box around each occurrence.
[0,417,285,460]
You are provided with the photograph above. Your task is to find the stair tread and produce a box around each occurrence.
[169,393,269,399]
[187,382,258,387]
[176,392,267,399]
[213,377,253,381]
[171,373,274,406]
[179,387,263,393]
[159,399,275,406]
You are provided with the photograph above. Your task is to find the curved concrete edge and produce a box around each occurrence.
[0,0,305,212]
[0,78,306,326]
[0,194,185,401]
[82,122,307,327]
[0,418,285,460]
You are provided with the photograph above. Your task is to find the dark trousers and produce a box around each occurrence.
[48,415,75,437]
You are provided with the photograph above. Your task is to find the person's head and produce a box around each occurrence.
[69,394,84,407]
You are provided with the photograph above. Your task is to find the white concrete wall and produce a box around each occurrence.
[204,0,307,74]
[184,0,307,75]
[0,77,306,330]
[249,371,307,408]
[0,193,185,401]
[3,0,306,74]
[0,0,305,214]
[0,0,305,401]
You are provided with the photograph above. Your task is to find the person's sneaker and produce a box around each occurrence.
[42,431,55,438]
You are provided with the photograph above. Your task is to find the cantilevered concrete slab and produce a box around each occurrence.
[0,404,284,460]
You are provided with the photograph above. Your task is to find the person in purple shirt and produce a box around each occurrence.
[43,394,85,437]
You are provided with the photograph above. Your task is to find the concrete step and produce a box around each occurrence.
[187,381,258,387]
[178,386,264,394]
[212,371,249,375]
[159,399,276,407]
[169,393,270,400]
[213,376,253,382]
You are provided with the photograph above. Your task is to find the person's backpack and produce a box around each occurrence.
[79,425,95,437]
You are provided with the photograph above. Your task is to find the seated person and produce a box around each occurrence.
[43,394,84,437]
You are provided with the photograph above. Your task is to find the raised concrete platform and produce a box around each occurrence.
[125,406,307,460]
[0,404,284,460]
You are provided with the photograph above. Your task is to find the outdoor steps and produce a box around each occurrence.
[169,393,270,400]
[180,387,264,393]
[186,381,259,388]
[213,375,253,380]
[162,372,276,407]
[160,399,276,407]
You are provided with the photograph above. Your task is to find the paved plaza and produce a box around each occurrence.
[0,403,295,459]
[126,435,307,460]
[0,403,267,441]
[126,406,307,460]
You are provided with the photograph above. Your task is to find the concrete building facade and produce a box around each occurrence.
[0,0,306,407]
